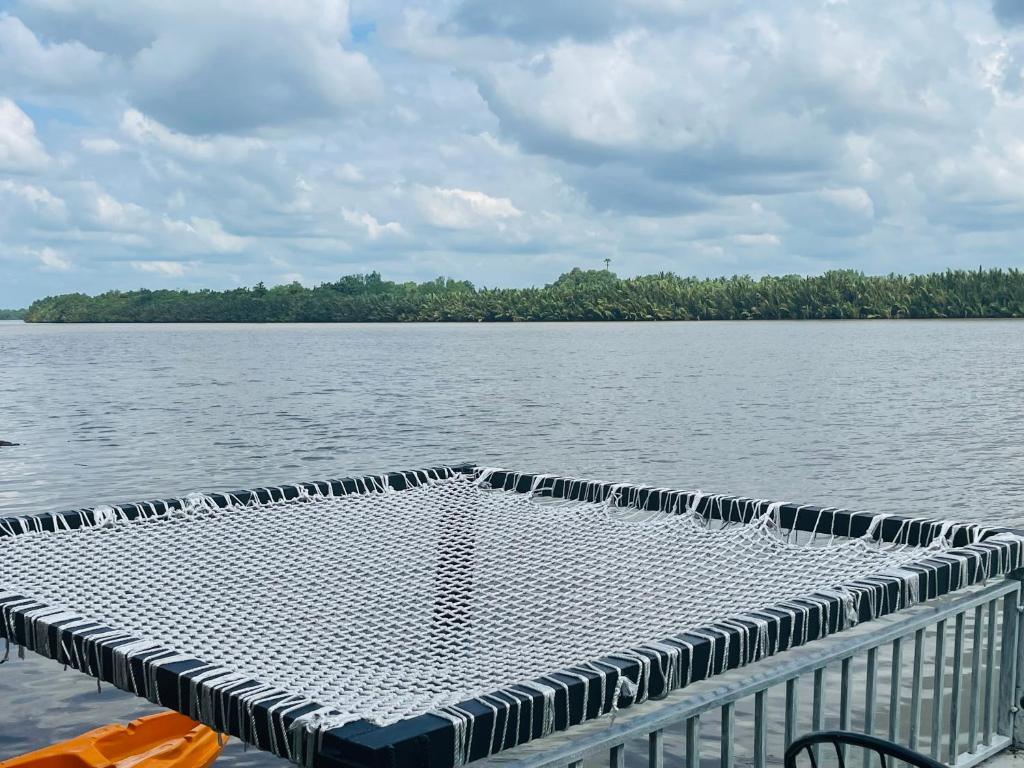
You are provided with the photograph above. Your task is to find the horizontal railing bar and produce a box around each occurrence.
[479,579,1019,768]
[953,734,1012,768]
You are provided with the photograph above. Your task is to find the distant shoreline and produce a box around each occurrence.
[16,267,1024,323]
[8,316,1024,325]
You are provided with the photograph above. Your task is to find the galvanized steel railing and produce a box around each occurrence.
[481,574,1024,768]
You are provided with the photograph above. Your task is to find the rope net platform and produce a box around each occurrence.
[1,464,1021,768]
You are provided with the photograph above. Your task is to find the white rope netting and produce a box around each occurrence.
[0,472,943,738]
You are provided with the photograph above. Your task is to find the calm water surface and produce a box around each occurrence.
[1,320,1023,762]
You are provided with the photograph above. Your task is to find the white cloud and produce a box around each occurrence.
[732,233,781,246]
[92,191,145,228]
[81,137,122,154]
[166,189,186,210]
[393,105,420,124]
[0,179,65,214]
[0,98,50,172]
[819,187,875,217]
[120,109,262,161]
[498,33,679,150]
[4,0,1024,307]
[478,131,516,156]
[448,0,707,44]
[342,208,405,239]
[336,163,364,182]
[0,14,114,94]
[162,215,246,252]
[2,1,380,134]
[416,186,522,229]
[129,260,195,277]
[35,247,71,272]
[469,3,1024,221]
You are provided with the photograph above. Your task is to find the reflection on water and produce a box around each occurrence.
[1,320,1022,764]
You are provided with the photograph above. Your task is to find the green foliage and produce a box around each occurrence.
[0,308,26,320]
[22,267,1024,323]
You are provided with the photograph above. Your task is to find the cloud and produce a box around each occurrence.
[80,137,121,154]
[0,14,115,95]
[336,163,364,182]
[477,131,516,156]
[120,109,262,161]
[466,3,1019,221]
[129,260,195,277]
[416,186,522,229]
[35,247,71,272]
[4,0,1024,306]
[447,0,699,44]
[467,29,845,218]
[732,233,781,246]
[993,0,1024,27]
[342,208,405,239]
[0,179,65,214]
[131,28,378,134]
[161,216,246,252]
[6,1,380,135]
[449,0,619,43]
[93,191,144,228]
[0,98,50,172]
[563,162,711,215]
[818,187,875,218]
[919,141,1024,231]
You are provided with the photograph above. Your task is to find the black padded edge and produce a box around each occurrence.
[0,594,329,755]
[312,531,1022,768]
[0,463,478,767]
[0,463,477,538]
[475,468,1024,548]
[2,463,1022,768]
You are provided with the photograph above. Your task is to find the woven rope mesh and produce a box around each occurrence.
[1,472,938,729]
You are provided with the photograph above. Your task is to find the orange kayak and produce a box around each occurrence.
[0,713,223,768]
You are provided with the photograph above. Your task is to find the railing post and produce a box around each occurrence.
[998,571,1024,746]
[1017,575,1024,751]
[1013,572,1024,749]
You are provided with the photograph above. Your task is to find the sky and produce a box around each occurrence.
[1,1,1024,307]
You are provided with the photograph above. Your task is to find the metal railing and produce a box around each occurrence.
[481,575,1024,768]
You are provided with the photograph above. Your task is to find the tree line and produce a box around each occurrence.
[0,308,25,319]
[21,267,1024,323]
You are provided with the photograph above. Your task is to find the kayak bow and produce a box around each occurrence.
[1,713,223,768]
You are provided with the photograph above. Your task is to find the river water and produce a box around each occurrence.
[1,320,1023,764]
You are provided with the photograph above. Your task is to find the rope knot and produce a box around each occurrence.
[91,505,118,527]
